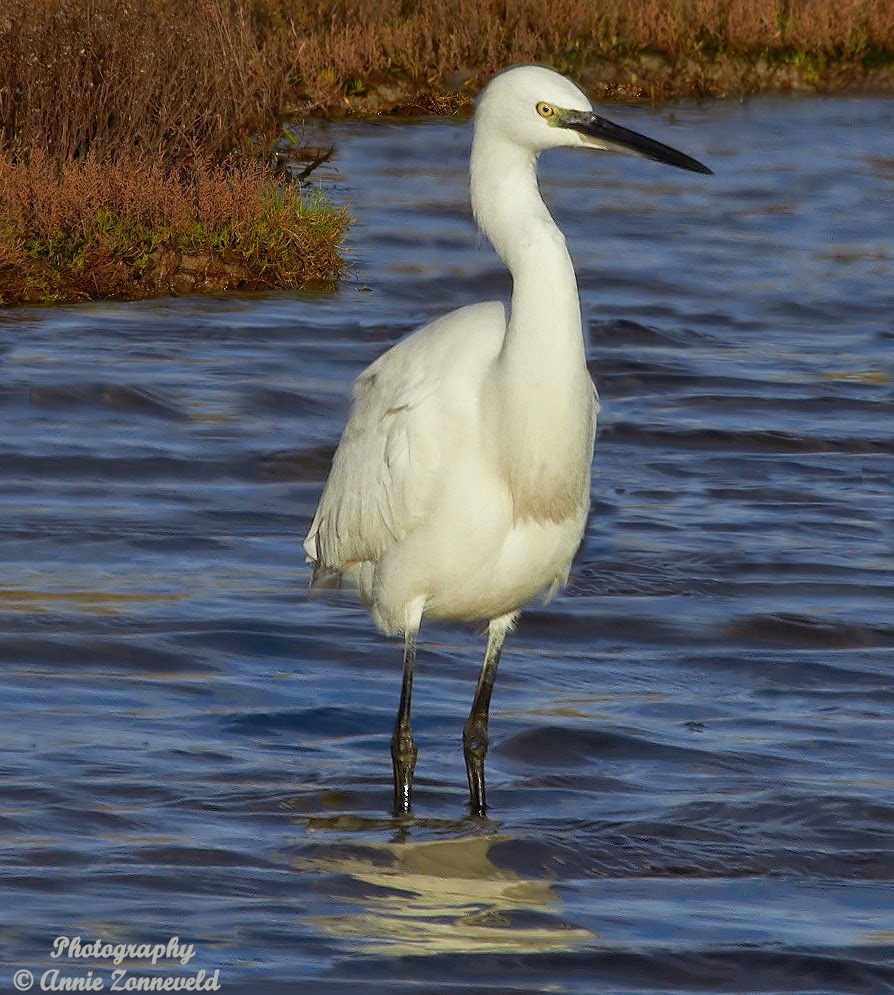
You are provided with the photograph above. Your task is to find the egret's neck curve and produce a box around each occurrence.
[469,130,584,351]
[470,134,551,271]
[470,128,593,523]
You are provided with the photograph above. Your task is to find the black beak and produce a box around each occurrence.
[566,111,713,175]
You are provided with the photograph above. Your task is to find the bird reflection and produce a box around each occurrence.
[296,831,593,955]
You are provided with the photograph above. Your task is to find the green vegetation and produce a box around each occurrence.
[0,153,348,304]
[0,0,347,305]
[1,0,893,304]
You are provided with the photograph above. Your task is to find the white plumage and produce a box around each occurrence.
[304,65,711,816]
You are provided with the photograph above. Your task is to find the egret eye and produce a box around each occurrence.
[536,101,555,119]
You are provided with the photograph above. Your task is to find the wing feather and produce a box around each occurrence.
[304,302,506,584]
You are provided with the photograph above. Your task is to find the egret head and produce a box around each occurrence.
[476,65,712,175]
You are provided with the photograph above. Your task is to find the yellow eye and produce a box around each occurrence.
[536,101,555,119]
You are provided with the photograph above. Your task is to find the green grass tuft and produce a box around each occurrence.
[0,153,350,305]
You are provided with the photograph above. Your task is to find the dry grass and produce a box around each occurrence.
[0,0,347,304]
[2,0,892,153]
[0,0,293,166]
[0,0,894,152]
[257,0,894,110]
[0,152,349,304]
[2,0,891,150]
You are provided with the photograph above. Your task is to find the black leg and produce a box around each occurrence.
[391,631,418,816]
[463,617,511,817]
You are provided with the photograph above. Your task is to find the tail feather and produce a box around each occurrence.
[309,561,343,593]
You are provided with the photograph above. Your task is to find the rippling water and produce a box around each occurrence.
[1,96,892,994]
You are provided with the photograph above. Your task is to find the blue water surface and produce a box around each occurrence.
[1,95,892,994]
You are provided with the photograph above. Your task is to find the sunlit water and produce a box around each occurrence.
[1,96,892,994]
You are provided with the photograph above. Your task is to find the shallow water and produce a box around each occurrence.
[1,96,893,994]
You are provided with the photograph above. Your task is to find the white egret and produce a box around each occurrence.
[304,65,711,817]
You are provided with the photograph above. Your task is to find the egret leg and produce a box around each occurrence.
[463,614,514,816]
[391,630,418,816]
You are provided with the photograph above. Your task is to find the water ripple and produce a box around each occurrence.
[1,96,892,993]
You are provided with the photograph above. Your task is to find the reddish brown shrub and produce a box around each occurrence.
[0,151,349,303]
[0,0,292,166]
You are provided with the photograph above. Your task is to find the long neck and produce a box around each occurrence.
[470,133,593,523]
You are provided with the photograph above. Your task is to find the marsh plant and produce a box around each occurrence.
[0,0,345,303]
[0,151,348,303]
[1,0,892,302]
